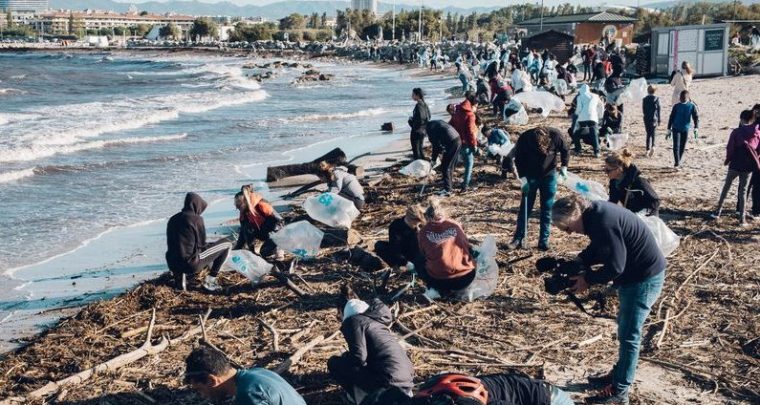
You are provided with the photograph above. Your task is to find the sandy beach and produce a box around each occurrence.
[0,55,758,405]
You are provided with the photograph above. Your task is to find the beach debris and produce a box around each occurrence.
[270,220,324,258]
[513,91,566,118]
[266,148,362,183]
[636,212,680,257]
[455,235,500,302]
[348,247,385,273]
[606,133,629,150]
[381,122,394,132]
[559,172,609,201]
[223,250,273,286]
[303,192,360,229]
[399,159,434,178]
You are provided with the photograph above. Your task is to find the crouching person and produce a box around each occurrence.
[552,195,666,404]
[166,192,232,292]
[414,198,476,295]
[318,161,366,211]
[234,186,284,260]
[374,205,426,269]
[184,346,306,405]
[328,285,415,404]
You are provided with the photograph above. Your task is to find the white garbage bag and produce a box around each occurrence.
[454,235,499,302]
[607,133,629,150]
[303,192,360,229]
[616,78,648,106]
[399,159,433,178]
[224,250,273,286]
[553,79,569,96]
[637,212,680,257]
[560,172,609,201]
[505,107,529,125]
[270,220,324,258]
[487,142,514,157]
[513,91,565,118]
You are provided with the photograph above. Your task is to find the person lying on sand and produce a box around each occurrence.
[234,185,285,260]
[184,346,306,405]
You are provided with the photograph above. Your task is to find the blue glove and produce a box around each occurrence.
[519,177,530,193]
[666,130,672,140]
[693,129,699,140]
[560,167,568,181]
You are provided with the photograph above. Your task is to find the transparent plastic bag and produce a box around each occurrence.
[505,107,529,125]
[399,159,433,178]
[637,212,680,257]
[454,235,499,302]
[224,250,273,286]
[553,78,569,96]
[487,142,514,157]
[303,192,360,229]
[616,78,648,106]
[270,220,324,258]
[607,133,629,150]
[513,91,565,118]
[560,172,609,201]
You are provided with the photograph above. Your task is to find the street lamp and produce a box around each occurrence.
[539,0,544,32]
[392,0,395,41]
[418,0,422,41]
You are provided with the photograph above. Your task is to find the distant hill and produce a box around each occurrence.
[48,0,499,19]
[643,0,760,9]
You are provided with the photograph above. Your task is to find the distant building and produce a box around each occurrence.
[517,11,637,46]
[26,10,195,35]
[0,0,48,13]
[351,0,378,15]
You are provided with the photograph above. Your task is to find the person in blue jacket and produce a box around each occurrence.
[666,90,699,168]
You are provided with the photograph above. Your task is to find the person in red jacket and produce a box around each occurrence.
[413,198,476,294]
[489,75,513,117]
[449,91,480,191]
[234,185,284,260]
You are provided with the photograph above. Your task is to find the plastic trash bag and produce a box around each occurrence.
[607,133,629,150]
[513,91,565,118]
[553,79,569,96]
[637,212,680,257]
[399,159,433,178]
[303,192,360,229]
[505,107,529,125]
[454,235,500,302]
[487,142,514,157]
[560,172,609,201]
[224,250,273,285]
[616,78,648,106]
[270,220,324,258]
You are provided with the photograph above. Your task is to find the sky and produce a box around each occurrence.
[120,0,647,8]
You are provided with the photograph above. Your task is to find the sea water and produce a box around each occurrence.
[0,51,452,350]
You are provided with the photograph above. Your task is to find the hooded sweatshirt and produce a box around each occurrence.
[668,101,699,132]
[341,299,415,390]
[725,124,760,172]
[575,84,602,123]
[166,192,208,273]
[449,99,478,147]
[418,219,475,280]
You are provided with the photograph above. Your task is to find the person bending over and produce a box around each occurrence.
[234,186,284,260]
[184,346,306,405]
[552,195,666,404]
[600,104,623,138]
[374,205,426,268]
[427,120,463,195]
[572,84,603,157]
[328,285,415,404]
[166,192,232,292]
[414,198,476,294]
[604,150,660,216]
[318,161,366,210]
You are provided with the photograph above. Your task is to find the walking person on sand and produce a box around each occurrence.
[749,104,760,217]
[449,91,480,192]
[670,61,693,105]
[666,90,699,168]
[642,85,661,157]
[408,87,431,161]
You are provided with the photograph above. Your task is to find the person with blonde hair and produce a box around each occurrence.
[318,161,365,210]
[604,149,660,216]
[414,198,476,294]
[374,205,426,268]
[670,60,693,105]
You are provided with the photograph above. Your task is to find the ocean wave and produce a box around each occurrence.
[0,168,35,184]
[0,88,25,95]
[286,108,390,123]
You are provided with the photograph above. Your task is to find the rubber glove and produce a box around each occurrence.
[560,166,568,181]
[693,129,699,140]
[519,177,530,193]
[666,129,672,140]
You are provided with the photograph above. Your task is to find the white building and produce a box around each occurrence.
[351,0,377,15]
[25,10,195,35]
[0,0,48,13]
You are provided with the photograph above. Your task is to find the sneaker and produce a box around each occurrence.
[537,242,550,251]
[585,385,629,404]
[587,371,614,387]
[203,275,220,292]
[174,272,187,291]
[507,239,527,250]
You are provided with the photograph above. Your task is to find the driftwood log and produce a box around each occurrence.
[266,148,364,182]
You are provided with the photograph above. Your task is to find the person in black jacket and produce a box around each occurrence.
[166,193,232,292]
[642,85,661,157]
[408,88,431,161]
[552,195,666,405]
[374,205,425,268]
[328,285,415,404]
[504,126,569,251]
[749,103,760,217]
[427,120,463,194]
[600,103,623,138]
[605,149,660,216]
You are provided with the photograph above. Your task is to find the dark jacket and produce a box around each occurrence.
[579,201,667,286]
[409,100,431,133]
[480,373,551,405]
[601,110,623,135]
[609,164,661,216]
[642,95,661,126]
[166,192,208,274]
[341,299,415,390]
[725,124,760,172]
[387,218,420,265]
[668,101,699,131]
[510,127,570,179]
[426,120,461,162]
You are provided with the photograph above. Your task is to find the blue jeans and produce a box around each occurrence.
[573,121,600,155]
[613,271,665,394]
[459,74,470,92]
[460,146,475,188]
[550,385,575,405]
[514,172,558,245]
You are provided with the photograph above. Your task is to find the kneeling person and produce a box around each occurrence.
[234,186,284,260]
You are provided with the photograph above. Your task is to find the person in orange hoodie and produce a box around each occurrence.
[413,198,476,294]
[449,91,480,191]
[234,185,284,260]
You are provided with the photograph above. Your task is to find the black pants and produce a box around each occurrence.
[672,129,689,166]
[750,170,760,215]
[503,108,519,121]
[583,63,591,81]
[328,354,387,394]
[374,241,409,267]
[195,240,232,277]
[413,255,477,293]
[493,92,508,116]
[645,122,656,150]
[410,130,426,161]
[441,139,462,191]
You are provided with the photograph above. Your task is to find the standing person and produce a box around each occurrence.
[670,61,693,105]
[711,110,760,226]
[642,85,661,157]
[408,88,431,161]
[749,104,760,217]
[573,84,603,157]
[591,57,606,91]
[184,346,306,405]
[328,285,415,404]
[455,62,472,93]
[605,149,660,216]
[374,205,426,269]
[166,192,232,292]
[552,195,666,405]
[449,91,480,191]
[318,161,366,210]
[666,90,699,168]
[583,45,595,82]
[415,198,476,294]
[506,126,569,251]
[234,187,284,260]
[427,120,463,195]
